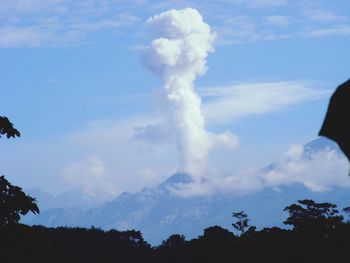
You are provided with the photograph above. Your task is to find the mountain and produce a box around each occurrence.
[22,188,111,223]
[304,136,341,156]
[25,188,108,210]
[22,137,350,245]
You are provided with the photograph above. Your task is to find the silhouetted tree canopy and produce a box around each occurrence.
[202,226,236,243]
[232,211,255,235]
[1,198,350,263]
[284,199,343,238]
[0,175,39,227]
[0,118,38,226]
[160,234,186,248]
[0,116,20,139]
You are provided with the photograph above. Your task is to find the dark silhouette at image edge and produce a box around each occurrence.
[319,79,350,162]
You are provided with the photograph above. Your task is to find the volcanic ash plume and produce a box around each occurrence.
[143,8,238,179]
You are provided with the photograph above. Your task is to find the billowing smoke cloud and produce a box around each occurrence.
[143,8,238,180]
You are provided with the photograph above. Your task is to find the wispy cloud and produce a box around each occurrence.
[216,15,261,44]
[213,13,294,45]
[0,26,48,47]
[302,9,348,22]
[265,15,290,27]
[0,0,65,13]
[306,25,350,37]
[0,0,141,47]
[1,0,349,47]
[224,0,288,8]
[209,1,350,44]
[200,81,330,124]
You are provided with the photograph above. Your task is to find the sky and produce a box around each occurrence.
[1,0,350,200]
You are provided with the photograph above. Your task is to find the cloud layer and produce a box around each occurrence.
[0,0,349,47]
[170,139,350,197]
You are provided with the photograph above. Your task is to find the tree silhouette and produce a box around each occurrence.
[232,211,255,235]
[203,226,236,242]
[0,116,39,227]
[160,234,186,248]
[284,199,343,238]
[0,116,20,138]
[0,175,39,227]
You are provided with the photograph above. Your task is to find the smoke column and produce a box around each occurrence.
[143,8,238,180]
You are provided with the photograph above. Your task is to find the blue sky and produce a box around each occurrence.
[1,0,349,199]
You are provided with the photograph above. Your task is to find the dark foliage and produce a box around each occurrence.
[284,199,343,238]
[1,199,350,263]
[232,210,256,235]
[0,116,39,226]
[152,200,350,263]
[160,234,186,248]
[0,116,20,138]
[0,176,39,227]
[0,225,153,263]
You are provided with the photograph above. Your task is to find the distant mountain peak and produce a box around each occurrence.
[304,137,341,157]
[260,136,342,174]
[158,172,193,188]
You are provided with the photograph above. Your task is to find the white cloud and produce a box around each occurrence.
[262,144,350,191]
[225,0,288,8]
[0,0,141,47]
[63,116,178,193]
[0,26,48,47]
[171,140,350,197]
[201,81,330,124]
[61,155,117,198]
[216,16,261,44]
[2,0,349,47]
[133,121,174,144]
[69,14,141,32]
[303,9,348,22]
[138,167,164,186]
[307,25,350,37]
[265,15,290,27]
[214,14,294,45]
[0,0,65,13]
[206,2,349,44]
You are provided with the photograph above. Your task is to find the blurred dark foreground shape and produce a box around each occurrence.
[319,79,350,162]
